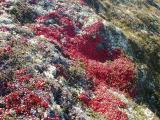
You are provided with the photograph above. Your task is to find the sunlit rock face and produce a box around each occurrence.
[0,0,159,120]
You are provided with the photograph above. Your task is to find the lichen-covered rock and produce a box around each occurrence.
[0,0,159,120]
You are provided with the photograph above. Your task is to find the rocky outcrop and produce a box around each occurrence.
[0,0,159,119]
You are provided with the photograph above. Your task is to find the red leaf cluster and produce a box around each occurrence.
[79,85,128,120]
[1,67,50,118]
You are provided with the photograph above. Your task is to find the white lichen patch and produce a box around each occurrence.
[44,65,57,79]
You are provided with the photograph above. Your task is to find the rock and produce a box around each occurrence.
[0,0,159,119]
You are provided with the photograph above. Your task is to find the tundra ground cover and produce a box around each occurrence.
[1,0,158,119]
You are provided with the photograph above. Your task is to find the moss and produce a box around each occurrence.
[9,1,38,24]
[69,60,86,76]
[137,12,160,33]
[4,112,16,120]
[86,108,107,120]
[111,19,160,69]
[133,105,148,120]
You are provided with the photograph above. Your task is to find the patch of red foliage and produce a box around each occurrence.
[57,22,110,64]
[3,45,12,53]
[79,84,128,120]
[36,11,77,38]
[4,90,48,115]
[0,0,5,3]
[86,57,135,93]
[34,9,136,120]
[0,67,52,119]
[0,26,9,32]
[36,25,62,41]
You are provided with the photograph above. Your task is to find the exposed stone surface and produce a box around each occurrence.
[0,0,159,120]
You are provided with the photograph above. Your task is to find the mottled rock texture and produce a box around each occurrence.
[0,0,159,120]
